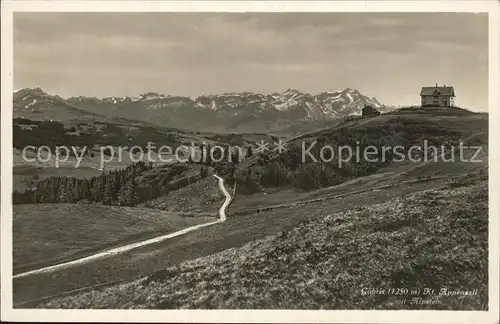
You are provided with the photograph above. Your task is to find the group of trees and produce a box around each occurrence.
[13,162,156,206]
[186,144,250,166]
[187,144,252,185]
[13,160,220,206]
[200,166,209,178]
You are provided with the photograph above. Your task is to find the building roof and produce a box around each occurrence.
[420,85,455,96]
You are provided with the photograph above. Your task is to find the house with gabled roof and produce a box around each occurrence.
[362,105,380,117]
[420,83,455,107]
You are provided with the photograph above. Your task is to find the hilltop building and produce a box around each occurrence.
[420,83,455,107]
[362,105,380,117]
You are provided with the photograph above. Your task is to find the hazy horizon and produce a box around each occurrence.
[14,12,489,111]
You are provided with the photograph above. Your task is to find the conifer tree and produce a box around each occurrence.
[59,179,71,203]
[119,168,137,206]
[246,146,253,158]
[103,176,117,205]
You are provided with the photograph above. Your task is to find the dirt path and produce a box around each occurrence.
[13,174,233,280]
[13,173,452,306]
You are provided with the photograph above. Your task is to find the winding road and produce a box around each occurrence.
[13,174,233,280]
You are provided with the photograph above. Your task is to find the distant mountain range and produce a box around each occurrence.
[14,87,97,120]
[13,87,394,133]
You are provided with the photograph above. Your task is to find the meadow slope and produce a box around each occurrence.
[39,172,488,310]
[13,204,214,274]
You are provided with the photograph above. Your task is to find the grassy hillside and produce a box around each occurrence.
[13,204,214,274]
[141,176,224,214]
[272,115,362,138]
[388,105,479,117]
[234,107,487,193]
[38,172,487,310]
[134,163,207,194]
[13,164,485,305]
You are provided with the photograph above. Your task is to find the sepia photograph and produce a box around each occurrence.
[1,1,499,323]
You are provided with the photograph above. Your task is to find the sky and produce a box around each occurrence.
[14,12,489,111]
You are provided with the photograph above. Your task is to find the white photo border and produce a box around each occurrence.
[1,1,499,323]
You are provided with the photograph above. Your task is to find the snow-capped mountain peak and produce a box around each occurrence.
[188,88,388,119]
[132,92,167,102]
